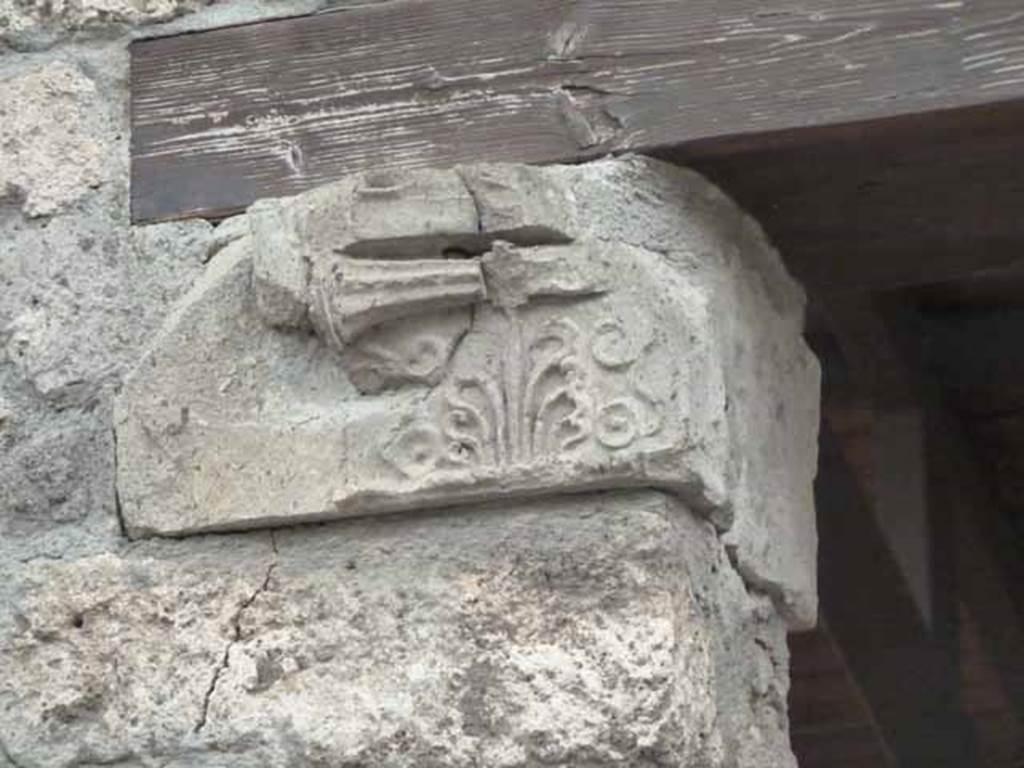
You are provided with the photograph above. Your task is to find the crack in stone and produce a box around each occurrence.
[440,298,478,386]
[194,531,278,734]
[432,168,482,373]
[15,552,65,565]
[110,425,130,540]
[723,541,791,624]
[453,167,484,235]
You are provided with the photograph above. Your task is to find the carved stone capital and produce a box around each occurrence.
[114,158,820,628]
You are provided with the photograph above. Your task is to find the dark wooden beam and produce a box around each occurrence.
[818,297,1024,746]
[812,298,935,626]
[923,308,1024,415]
[675,101,1024,295]
[789,625,897,768]
[815,421,977,766]
[131,0,1024,224]
[925,399,1024,724]
[913,308,1024,720]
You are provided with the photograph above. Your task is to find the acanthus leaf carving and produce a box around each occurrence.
[382,309,666,479]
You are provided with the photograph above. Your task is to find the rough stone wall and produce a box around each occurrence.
[1,5,810,766]
[1,492,797,767]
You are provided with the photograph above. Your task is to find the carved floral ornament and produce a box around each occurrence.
[321,239,679,481]
[116,164,725,536]
[310,241,666,477]
[113,160,820,629]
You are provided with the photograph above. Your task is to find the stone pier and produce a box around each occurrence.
[1,154,819,766]
[0,0,823,746]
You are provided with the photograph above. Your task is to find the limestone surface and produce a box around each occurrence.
[0,0,205,49]
[0,0,398,50]
[0,492,796,768]
[0,41,218,569]
[0,61,107,217]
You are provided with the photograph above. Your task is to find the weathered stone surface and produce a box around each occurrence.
[0,492,796,767]
[481,241,614,309]
[339,310,474,394]
[115,157,819,628]
[555,157,822,627]
[0,61,106,217]
[0,41,232,595]
[1,0,395,51]
[0,0,205,49]
[0,533,273,766]
[247,166,578,333]
[1,21,816,761]
[457,163,577,244]
[1,63,215,562]
[250,197,311,329]
[346,168,479,256]
[3,217,212,399]
[116,234,719,534]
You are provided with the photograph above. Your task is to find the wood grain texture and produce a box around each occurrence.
[131,0,1024,222]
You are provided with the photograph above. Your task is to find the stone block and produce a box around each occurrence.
[457,163,577,244]
[313,256,485,343]
[115,235,726,535]
[0,492,796,767]
[345,168,479,255]
[480,241,613,308]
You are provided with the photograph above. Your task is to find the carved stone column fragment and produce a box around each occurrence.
[116,157,819,629]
